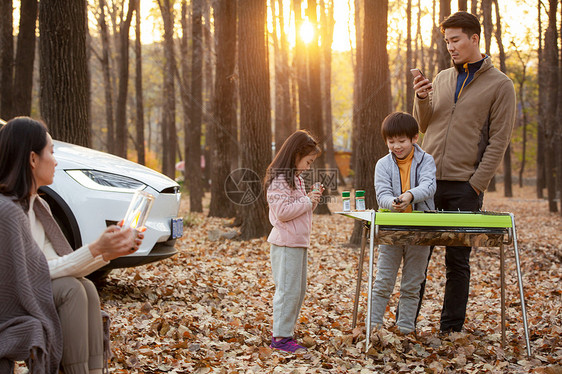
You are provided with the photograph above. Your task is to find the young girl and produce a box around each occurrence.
[264,130,323,353]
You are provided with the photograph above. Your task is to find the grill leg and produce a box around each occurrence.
[352,224,368,329]
[365,220,376,352]
[510,214,532,357]
[500,242,506,347]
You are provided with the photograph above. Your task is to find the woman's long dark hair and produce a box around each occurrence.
[264,130,321,190]
[0,117,49,210]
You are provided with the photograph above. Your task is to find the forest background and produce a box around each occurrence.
[2,1,562,372]
[0,0,561,238]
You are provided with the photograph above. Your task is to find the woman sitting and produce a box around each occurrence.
[0,117,143,374]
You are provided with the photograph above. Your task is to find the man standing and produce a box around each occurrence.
[412,11,516,333]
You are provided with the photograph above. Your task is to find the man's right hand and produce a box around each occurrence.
[413,75,432,99]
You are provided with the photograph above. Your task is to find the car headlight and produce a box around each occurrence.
[66,170,147,193]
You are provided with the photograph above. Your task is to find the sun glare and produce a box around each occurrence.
[299,19,314,44]
[88,0,529,54]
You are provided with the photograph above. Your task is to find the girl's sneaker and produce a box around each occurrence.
[270,337,307,353]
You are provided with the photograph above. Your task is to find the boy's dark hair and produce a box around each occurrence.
[440,11,481,40]
[380,112,419,141]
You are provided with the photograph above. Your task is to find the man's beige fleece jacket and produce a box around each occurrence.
[413,57,516,193]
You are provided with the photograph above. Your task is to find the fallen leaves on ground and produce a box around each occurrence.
[99,185,562,373]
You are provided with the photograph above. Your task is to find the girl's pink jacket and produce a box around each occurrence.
[267,174,314,248]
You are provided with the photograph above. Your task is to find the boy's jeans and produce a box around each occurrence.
[371,244,430,334]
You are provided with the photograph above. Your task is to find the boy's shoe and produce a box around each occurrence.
[270,337,307,353]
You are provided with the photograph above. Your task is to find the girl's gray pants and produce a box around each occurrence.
[270,244,307,338]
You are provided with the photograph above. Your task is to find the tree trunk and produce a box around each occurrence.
[428,0,439,78]
[106,1,119,137]
[158,0,177,178]
[481,0,496,191]
[238,0,272,239]
[516,101,525,188]
[39,0,90,146]
[114,0,134,158]
[543,0,558,212]
[12,0,37,117]
[536,0,545,198]
[275,0,297,142]
[471,0,478,14]
[350,0,392,244]
[321,0,338,177]
[280,0,295,142]
[294,0,310,129]
[273,0,295,151]
[97,0,115,154]
[209,0,237,218]
[179,0,191,185]
[513,46,528,188]
[134,0,145,165]
[482,0,492,56]
[0,0,14,119]
[147,107,153,153]
[351,0,362,188]
[437,0,451,71]
[558,1,562,216]
[396,33,403,109]
[203,0,214,192]
[187,0,204,212]
[492,0,511,197]
[272,0,282,149]
[405,0,413,113]
[231,64,240,170]
[415,0,424,75]
[305,0,330,215]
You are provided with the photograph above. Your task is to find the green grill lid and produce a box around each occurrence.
[374,211,513,228]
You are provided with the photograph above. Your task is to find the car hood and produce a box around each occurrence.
[54,140,178,192]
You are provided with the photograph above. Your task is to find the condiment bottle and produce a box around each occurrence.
[342,191,351,211]
[355,190,365,211]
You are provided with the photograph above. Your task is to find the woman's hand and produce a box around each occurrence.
[88,225,145,262]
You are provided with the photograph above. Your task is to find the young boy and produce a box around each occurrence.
[371,111,436,335]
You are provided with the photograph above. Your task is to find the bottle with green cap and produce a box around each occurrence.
[342,191,351,211]
[355,190,365,210]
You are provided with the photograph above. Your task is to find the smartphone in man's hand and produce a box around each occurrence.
[410,68,425,79]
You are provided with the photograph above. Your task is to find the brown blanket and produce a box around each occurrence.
[0,194,62,374]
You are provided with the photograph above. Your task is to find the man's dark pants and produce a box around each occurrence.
[404,180,484,332]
